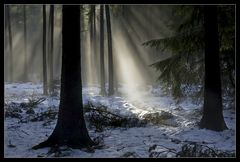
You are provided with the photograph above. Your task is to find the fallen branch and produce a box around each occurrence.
[176,142,235,157]
[148,144,178,158]
[84,102,146,131]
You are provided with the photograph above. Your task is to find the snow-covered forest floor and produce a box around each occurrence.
[4,82,236,158]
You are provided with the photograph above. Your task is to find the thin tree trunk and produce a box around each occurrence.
[23,6,28,81]
[93,5,96,54]
[4,6,8,81]
[90,5,94,56]
[93,5,97,85]
[100,5,106,95]
[199,5,227,131]
[89,5,97,85]
[105,5,114,96]
[42,5,48,95]
[33,5,95,150]
[6,5,13,82]
[89,5,95,85]
[48,5,54,95]
[81,5,86,85]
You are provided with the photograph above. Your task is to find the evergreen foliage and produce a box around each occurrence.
[143,5,235,102]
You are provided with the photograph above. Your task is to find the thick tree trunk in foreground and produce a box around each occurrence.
[105,5,114,96]
[33,5,95,149]
[199,5,228,131]
[100,5,106,95]
[42,5,48,95]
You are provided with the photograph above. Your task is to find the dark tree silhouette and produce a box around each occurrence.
[23,6,28,81]
[42,5,48,95]
[105,5,114,96]
[6,5,13,82]
[199,5,228,131]
[93,5,96,55]
[90,5,96,57]
[100,5,106,95]
[89,5,97,84]
[48,5,54,94]
[32,5,95,149]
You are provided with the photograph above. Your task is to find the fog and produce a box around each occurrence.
[4,5,62,83]
[4,5,176,98]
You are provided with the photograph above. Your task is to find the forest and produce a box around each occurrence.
[4,4,235,158]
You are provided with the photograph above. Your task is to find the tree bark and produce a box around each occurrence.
[105,5,114,96]
[89,5,96,85]
[23,6,28,81]
[93,5,96,55]
[90,5,96,50]
[33,5,95,149]
[6,5,13,82]
[81,5,86,85]
[100,5,106,95]
[42,5,48,95]
[90,5,94,56]
[48,5,54,94]
[199,5,228,131]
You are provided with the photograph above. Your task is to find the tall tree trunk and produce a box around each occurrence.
[33,5,95,149]
[90,5,95,55]
[199,5,228,131]
[89,5,97,85]
[89,5,95,85]
[42,5,48,95]
[48,5,54,95]
[6,5,13,82]
[81,5,86,85]
[4,6,8,81]
[90,5,94,56]
[100,5,106,95]
[93,5,96,55]
[105,5,114,96]
[23,6,28,81]
[93,5,97,85]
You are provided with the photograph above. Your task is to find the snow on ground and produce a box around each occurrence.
[4,82,236,158]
